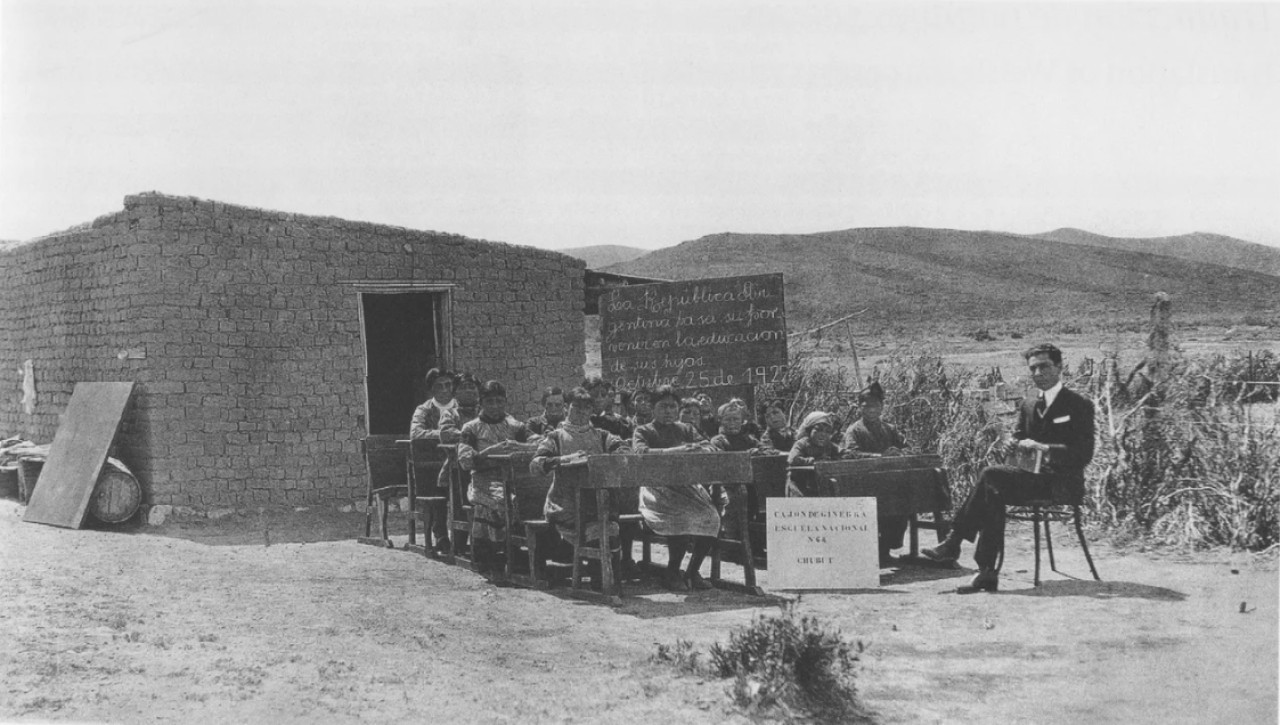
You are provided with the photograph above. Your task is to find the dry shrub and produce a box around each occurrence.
[709,602,868,723]
[1091,348,1280,550]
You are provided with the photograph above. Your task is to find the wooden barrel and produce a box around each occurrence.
[91,459,142,524]
[0,465,18,499]
[17,458,43,503]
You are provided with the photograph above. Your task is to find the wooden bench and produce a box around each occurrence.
[560,452,763,605]
[812,454,952,558]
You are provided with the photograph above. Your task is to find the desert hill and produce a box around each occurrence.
[1034,228,1280,278]
[555,244,649,269]
[605,228,1280,331]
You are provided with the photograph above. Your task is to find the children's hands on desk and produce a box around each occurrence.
[557,451,589,467]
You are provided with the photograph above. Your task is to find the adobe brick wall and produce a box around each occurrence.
[0,193,585,509]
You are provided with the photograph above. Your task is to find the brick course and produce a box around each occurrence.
[0,193,585,509]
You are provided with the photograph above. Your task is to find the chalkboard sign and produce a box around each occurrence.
[600,273,788,391]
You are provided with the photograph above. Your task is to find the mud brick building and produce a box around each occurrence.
[0,193,586,509]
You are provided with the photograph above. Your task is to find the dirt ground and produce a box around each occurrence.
[1,499,1275,724]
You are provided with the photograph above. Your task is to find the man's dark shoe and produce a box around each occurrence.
[686,571,714,590]
[661,570,689,591]
[956,568,999,594]
[921,538,961,563]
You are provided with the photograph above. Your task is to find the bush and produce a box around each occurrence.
[651,604,868,723]
[710,602,867,722]
[1090,349,1280,550]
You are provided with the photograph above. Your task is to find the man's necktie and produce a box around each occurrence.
[1035,395,1047,418]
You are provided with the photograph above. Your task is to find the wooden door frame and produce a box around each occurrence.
[346,281,456,436]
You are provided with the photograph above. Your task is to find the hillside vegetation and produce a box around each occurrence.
[605,228,1280,332]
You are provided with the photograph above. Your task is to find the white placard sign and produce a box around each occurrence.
[767,497,879,590]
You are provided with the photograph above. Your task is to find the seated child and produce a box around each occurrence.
[458,380,536,570]
[785,411,845,497]
[758,399,796,453]
[633,385,721,591]
[526,386,567,436]
[709,402,763,538]
[678,398,703,428]
[409,368,455,440]
[843,383,918,565]
[532,387,629,546]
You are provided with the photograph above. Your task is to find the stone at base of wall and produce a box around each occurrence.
[147,501,369,523]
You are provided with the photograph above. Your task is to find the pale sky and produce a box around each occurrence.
[2,0,1278,250]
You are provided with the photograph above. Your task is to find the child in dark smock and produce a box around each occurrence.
[710,402,764,539]
[785,411,846,498]
[632,385,721,591]
[757,399,797,453]
[843,383,920,565]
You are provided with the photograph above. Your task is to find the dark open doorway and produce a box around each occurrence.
[361,292,449,435]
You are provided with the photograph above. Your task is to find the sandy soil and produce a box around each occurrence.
[1,499,1275,724]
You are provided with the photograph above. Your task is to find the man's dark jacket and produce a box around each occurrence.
[1014,386,1096,503]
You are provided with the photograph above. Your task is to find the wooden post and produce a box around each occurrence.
[1145,292,1173,390]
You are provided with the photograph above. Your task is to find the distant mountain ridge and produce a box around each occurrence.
[554,244,649,269]
[1033,228,1280,278]
[604,227,1280,331]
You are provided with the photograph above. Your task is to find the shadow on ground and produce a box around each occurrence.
[1005,579,1187,602]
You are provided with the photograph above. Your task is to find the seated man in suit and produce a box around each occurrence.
[923,343,1095,593]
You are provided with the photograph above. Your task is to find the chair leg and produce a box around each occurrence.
[934,510,950,541]
[468,511,480,571]
[908,515,920,558]
[1074,507,1101,581]
[1045,514,1057,573]
[1032,509,1042,587]
[710,536,722,581]
[363,491,375,537]
[406,459,417,548]
[377,496,391,544]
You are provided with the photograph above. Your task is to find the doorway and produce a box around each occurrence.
[360,291,450,435]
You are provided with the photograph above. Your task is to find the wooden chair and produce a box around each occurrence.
[357,435,409,548]
[493,451,556,588]
[1001,447,1101,586]
[440,445,480,569]
[403,438,450,558]
[813,454,952,558]
[718,453,787,570]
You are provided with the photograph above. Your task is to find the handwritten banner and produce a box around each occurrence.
[767,497,880,590]
[600,273,788,391]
